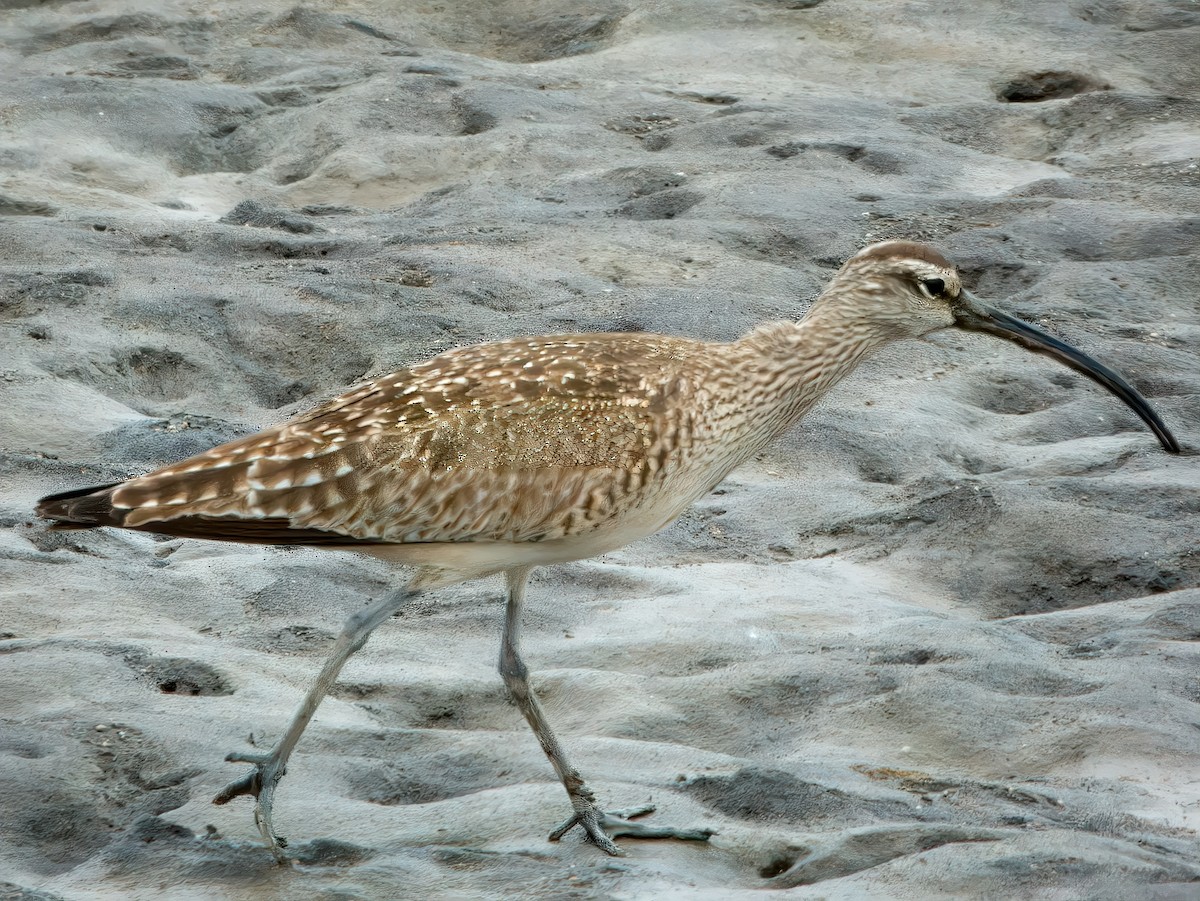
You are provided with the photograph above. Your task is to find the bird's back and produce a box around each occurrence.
[39,332,740,551]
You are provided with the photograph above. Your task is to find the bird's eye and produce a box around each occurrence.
[919,277,946,299]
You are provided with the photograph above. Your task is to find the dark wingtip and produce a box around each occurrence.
[36,483,124,527]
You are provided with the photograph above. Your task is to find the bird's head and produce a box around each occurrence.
[817,240,1180,454]
[823,240,963,338]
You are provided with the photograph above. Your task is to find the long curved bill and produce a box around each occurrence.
[952,291,1180,454]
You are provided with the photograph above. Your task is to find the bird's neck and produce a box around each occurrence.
[730,297,893,428]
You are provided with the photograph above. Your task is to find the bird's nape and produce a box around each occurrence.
[952,291,1180,454]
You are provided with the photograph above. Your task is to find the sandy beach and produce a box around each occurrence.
[1,1,1198,897]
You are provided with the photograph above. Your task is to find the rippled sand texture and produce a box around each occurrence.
[1,1,1198,898]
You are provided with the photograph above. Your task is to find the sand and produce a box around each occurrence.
[1,0,1198,898]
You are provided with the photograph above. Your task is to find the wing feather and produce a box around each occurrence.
[41,333,710,546]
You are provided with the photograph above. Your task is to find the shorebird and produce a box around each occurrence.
[37,241,1180,861]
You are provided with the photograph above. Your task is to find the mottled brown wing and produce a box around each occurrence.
[89,333,708,545]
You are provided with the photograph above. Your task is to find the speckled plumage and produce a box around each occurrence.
[55,328,894,575]
[111,333,716,547]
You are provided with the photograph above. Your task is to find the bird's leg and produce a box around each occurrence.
[213,585,420,862]
[499,567,714,855]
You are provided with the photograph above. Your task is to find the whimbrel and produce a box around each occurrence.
[37,241,1179,861]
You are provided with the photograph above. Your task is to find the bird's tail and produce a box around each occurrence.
[36,483,125,529]
[35,476,376,545]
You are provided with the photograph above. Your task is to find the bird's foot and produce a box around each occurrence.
[549,802,715,856]
[212,749,290,863]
